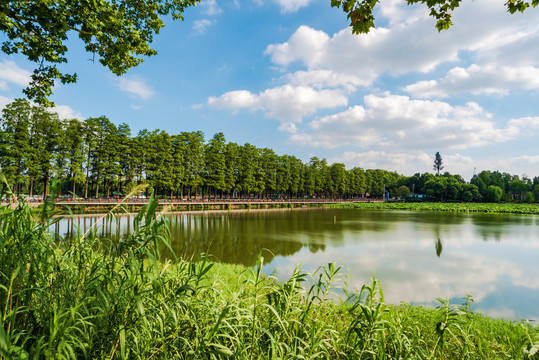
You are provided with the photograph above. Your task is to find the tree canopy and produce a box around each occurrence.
[0,0,199,106]
[331,0,539,34]
[2,99,537,203]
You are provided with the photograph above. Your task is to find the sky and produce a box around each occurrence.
[1,0,538,181]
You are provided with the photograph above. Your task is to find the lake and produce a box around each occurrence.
[51,207,539,321]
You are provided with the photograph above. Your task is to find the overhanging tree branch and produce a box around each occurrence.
[0,0,200,106]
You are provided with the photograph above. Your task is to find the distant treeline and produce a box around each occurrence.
[1,99,538,202]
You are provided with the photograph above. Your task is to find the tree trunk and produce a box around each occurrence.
[72,175,76,196]
[85,166,90,198]
[95,176,100,198]
[29,177,34,197]
[44,174,49,198]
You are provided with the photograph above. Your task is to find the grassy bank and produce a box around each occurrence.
[1,198,538,359]
[332,202,539,215]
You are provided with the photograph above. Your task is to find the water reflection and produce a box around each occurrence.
[52,208,539,321]
[435,238,443,257]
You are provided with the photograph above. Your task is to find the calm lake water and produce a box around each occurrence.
[51,208,539,321]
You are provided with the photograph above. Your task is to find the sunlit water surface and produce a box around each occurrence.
[51,208,539,320]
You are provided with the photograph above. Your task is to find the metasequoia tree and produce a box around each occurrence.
[433,152,444,176]
[0,98,32,195]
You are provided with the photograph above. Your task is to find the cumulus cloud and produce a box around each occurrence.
[51,105,85,120]
[0,60,31,88]
[291,93,518,151]
[208,85,348,127]
[115,76,155,100]
[264,0,539,91]
[509,117,539,132]
[264,23,452,86]
[405,64,539,98]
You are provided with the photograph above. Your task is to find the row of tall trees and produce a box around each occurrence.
[1,99,537,202]
[1,99,405,200]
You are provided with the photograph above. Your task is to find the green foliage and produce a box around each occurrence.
[0,0,200,105]
[331,0,539,35]
[205,132,226,197]
[1,99,535,203]
[396,185,411,199]
[486,185,503,202]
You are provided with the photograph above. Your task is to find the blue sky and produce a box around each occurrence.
[1,0,538,180]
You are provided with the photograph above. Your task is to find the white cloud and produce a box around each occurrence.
[264,0,539,91]
[329,150,474,176]
[201,0,222,16]
[208,85,348,126]
[0,60,31,88]
[405,64,539,98]
[193,19,213,34]
[508,117,539,132]
[209,90,257,108]
[287,69,367,90]
[291,93,518,151]
[475,155,539,176]
[264,22,455,87]
[115,76,154,100]
[50,105,84,120]
[273,0,313,13]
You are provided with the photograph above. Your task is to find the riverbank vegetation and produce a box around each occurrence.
[333,202,539,215]
[2,99,538,204]
[2,197,538,359]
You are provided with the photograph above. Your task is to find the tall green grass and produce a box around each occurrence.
[1,190,538,358]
